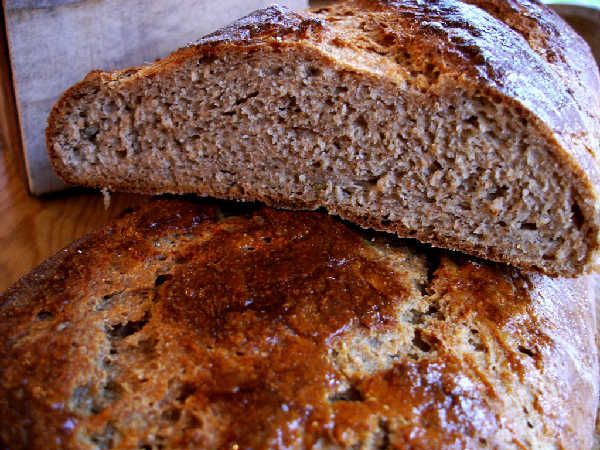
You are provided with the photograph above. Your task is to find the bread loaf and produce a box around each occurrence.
[46,0,600,276]
[0,200,597,449]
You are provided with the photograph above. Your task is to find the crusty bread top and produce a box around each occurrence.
[0,200,597,449]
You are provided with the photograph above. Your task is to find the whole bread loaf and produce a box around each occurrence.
[0,200,597,449]
[46,0,600,277]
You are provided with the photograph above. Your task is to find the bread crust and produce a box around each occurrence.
[45,0,600,276]
[0,200,597,449]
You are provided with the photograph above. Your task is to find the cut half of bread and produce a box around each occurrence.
[46,0,600,276]
[0,200,597,449]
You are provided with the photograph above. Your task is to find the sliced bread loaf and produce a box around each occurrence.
[0,200,597,448]
[46,0,600,276]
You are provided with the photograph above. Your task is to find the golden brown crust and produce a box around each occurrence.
[0,200,597,449]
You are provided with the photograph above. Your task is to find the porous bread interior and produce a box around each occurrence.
[50,48,590,276]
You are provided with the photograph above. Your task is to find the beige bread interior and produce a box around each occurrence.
[48,42,598,276]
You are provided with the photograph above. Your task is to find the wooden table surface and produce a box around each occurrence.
[0,141,152,293]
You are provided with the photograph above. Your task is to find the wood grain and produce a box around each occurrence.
[0,142,151,292]
[0,3,23,177]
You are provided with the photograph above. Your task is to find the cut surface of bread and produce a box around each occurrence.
[46,0,600,276]
[0,199,597,449]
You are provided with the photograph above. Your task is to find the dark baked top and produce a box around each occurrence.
[0,200,597,449]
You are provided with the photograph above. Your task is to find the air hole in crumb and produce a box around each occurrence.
[518,345,535,358]
[328,385,364,402]
[378,419,391,449]
[161,408,181,422]
[468,338,486,352]
[430,161,442,172]
[36,310,53,321]
[487,185,508,201]
[306,66,322,77]
[571,203,584,230]
[354,115,368,130]
[82,125,99,141]
[102,380,124,404]
[106,314,149,340]
[235,91,259,105]
[174,382,197,403]
[364,176,379,187]
[498,221,507,227]
[116,150,127,159]
[527,421,534,429]
[262,237,271,243]
[465,116,479,127]
[425,304,438,315]
[520,222,537,231]
[421,251,441,296]
[412,329,431,352]
[154,274,172,287]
